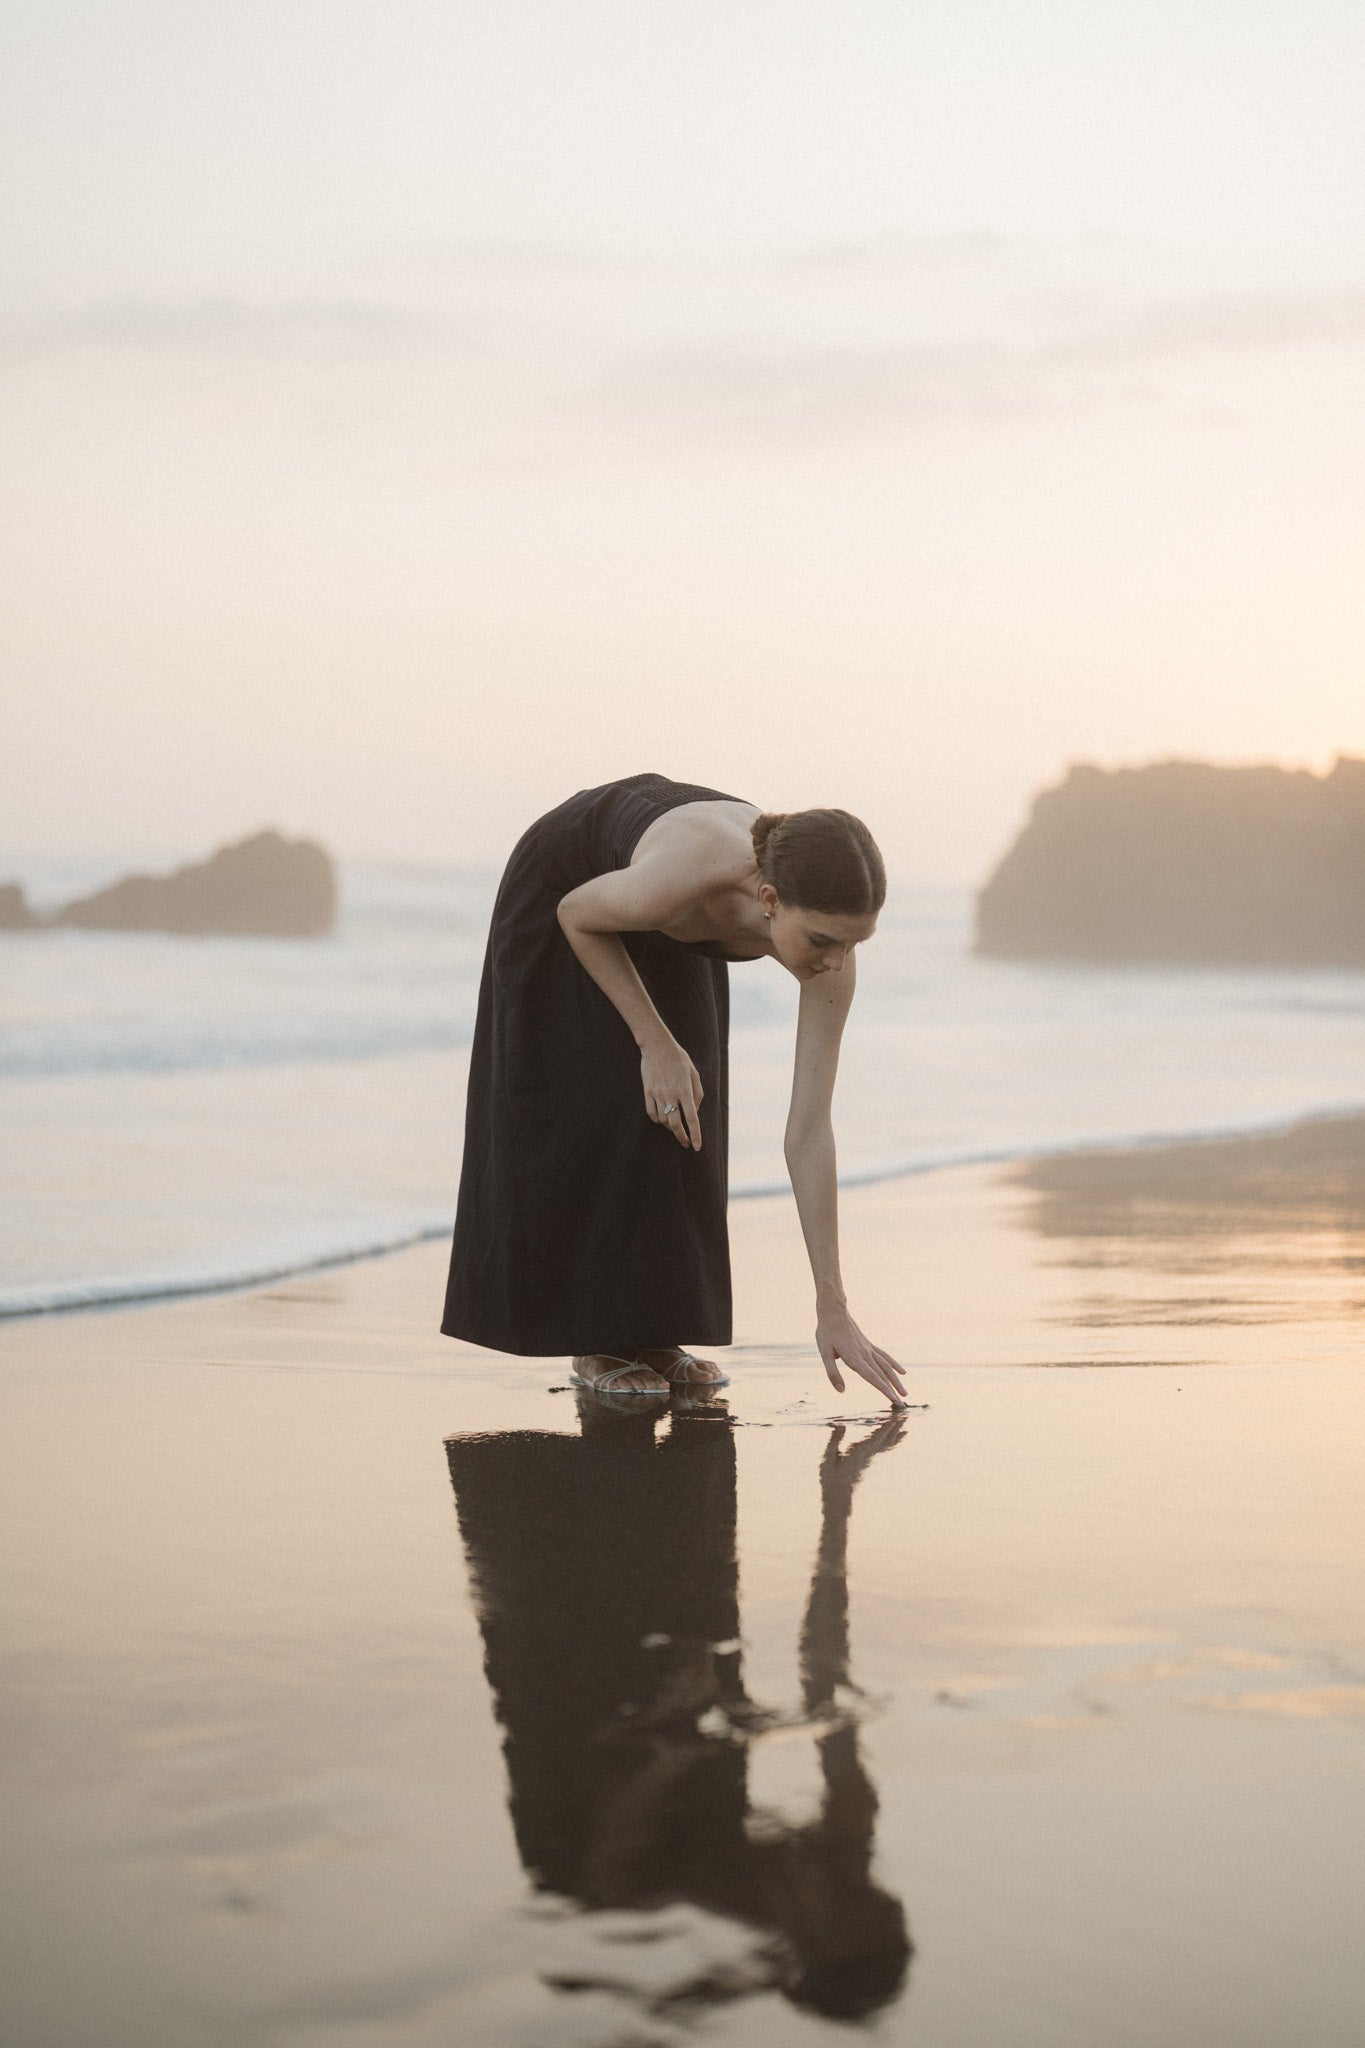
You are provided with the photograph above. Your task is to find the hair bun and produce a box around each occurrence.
[750,811,788,871]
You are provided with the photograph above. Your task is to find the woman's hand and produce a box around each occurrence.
[640,1036,704,1150]
[816,1304,908,1409]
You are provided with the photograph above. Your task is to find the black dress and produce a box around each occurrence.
[441,773,752,1357]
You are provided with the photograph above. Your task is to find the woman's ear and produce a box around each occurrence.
[759,882,780,920]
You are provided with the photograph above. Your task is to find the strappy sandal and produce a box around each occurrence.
[659,1351,731,1388]
[569,1355,671,1396]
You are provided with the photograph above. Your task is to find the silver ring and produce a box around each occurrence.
[662,1101,676,1116]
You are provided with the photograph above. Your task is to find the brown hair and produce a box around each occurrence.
[751,808,886,915]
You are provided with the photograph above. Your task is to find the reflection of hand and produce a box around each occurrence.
[640,1036,703,1150]
[822,1414,908,1489]
[816,1306,908,1408]
[842,1412,908,1471]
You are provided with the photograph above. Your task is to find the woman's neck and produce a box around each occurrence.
[660,872,773,954]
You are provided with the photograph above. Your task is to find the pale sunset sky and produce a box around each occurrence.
[2,1,1362,879]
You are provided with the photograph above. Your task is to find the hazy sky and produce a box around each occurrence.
[3,1,1363,879]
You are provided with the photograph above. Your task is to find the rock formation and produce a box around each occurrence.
[0,883,38,929]
[47,830,336,937]
[976,756,1365,967]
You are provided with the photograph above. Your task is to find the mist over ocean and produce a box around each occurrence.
[3,858,1363,1318]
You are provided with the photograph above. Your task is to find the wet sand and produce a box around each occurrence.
[2,1115,1363,2046]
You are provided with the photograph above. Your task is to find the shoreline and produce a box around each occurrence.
[6,1103,1365,1324]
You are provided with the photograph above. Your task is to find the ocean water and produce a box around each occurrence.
[3,860,1364,1318]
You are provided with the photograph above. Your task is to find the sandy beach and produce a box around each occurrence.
[2,1115,1363,2047]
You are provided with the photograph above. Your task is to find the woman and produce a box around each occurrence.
[442,772,907,1408]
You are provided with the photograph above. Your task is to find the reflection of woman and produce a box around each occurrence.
[445,1403,911,2023]
[441,773,906,1407]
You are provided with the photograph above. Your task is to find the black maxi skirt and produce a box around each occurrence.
[441,773,749,1357]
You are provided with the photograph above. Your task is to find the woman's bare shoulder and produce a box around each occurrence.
[630,798,759,875]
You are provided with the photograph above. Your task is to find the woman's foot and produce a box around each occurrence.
[631,1347,730,1388]
[571,1353,670,1395]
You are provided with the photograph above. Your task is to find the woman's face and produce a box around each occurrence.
[760,884,878,980]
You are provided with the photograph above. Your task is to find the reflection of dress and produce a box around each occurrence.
[446,1411,911,2023]
[441,774,749,1358]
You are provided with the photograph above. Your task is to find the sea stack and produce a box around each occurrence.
[0,883,38,930]
[51,829,337,938]
[976,757,1365,967]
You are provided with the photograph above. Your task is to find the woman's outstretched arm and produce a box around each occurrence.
[786,959,908,1408]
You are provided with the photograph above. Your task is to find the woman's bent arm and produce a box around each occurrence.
[557,857,709,1149]
[786,960,908,1407]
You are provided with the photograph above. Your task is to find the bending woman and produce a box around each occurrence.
[441,772,906,1408]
